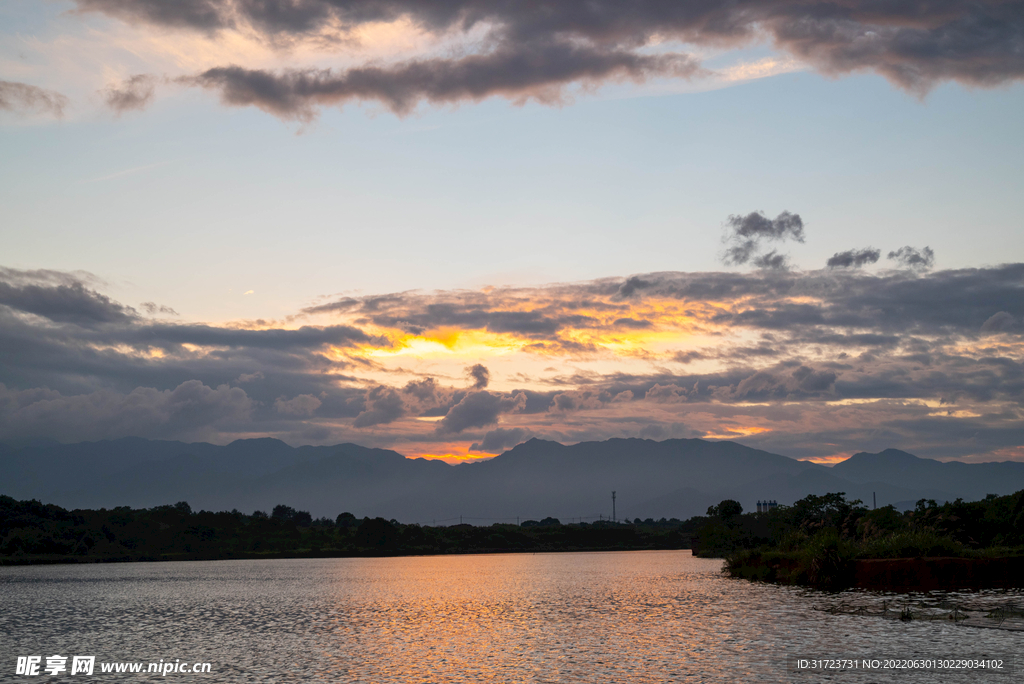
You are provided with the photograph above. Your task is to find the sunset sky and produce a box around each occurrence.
[2,1,1023,464]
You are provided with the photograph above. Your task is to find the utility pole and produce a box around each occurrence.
[873,492,876,510]
[612,491,617,523]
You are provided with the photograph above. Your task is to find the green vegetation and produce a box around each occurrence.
[0,496,701,564]
[694,491,1024,588]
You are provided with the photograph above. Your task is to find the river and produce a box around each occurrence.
[1,550,1020,682]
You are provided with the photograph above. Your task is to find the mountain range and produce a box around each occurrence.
[3,437,1024,523]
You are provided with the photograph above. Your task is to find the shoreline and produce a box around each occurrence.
[0,543,694,567]
[721,552,1024,591]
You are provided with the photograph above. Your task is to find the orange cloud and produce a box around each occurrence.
[704,426,772,439]
[798,453,853,466]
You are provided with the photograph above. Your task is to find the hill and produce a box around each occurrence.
[3,438,1024,521]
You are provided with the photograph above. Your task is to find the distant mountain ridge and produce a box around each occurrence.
[3,437,1024,522]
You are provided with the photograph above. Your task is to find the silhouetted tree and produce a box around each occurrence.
[707,500,743,520]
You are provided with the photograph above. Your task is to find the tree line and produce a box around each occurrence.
[0,496,702,564]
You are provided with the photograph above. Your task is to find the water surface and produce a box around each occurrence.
[2,551,1021,682]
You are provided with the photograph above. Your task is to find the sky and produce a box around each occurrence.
[1,1,1023,464]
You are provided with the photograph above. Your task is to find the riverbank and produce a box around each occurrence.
[854,556,1024,590]
[724,549,1024,590]
[695,490,1024,590]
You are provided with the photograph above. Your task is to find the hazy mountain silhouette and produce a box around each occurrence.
[3,438,1024,521]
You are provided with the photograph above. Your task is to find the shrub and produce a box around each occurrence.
[859,530,971,559]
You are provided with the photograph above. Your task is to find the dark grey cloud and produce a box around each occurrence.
[0,280,136,325]
[770,1,1024,95]
[0,80,68,118]
[751,250,791,271]
[124,322,380,351]
[644,383,690,403]
[827,247,881,269]
[353,385,405,427]
[733,365,838,398]
[616,276,654,299]
[613,317,653,329]
[722,211,804,268]
[436,390,526,434]
[889,245,936,270]
[184,43,701,119]
[73,0,229,31]
[0,270,384,424]
[274,393,322,416]
[470,427,534,453]
[467,364,490,390]
[102,74,157,113]
[726,210,805,243]
[0,380,253,444]
[72,1,1024,100]
[548,389,610,412]
[402,377,441,402]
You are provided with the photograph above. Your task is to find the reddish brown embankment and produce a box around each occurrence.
[854,557,1024,591]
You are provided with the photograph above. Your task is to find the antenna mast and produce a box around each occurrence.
[612,491,617,523]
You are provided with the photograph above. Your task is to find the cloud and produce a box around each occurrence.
[71,1,1024,101]
[402,377,444,403]
[140,301,179,316]
[827,248,881,269]
[469,427,534,452]
[616,276,654,299]
[123,322,381,350]
[2,263,1023,461]
[0,380,253,443]
[769,2,1024,96]
[888,246,936,270]
[751,250,791,271]
[644,383,689,403]
[72,0,230,31]
[0,81,69,118]
[613,317,652,329]
[549,390,606,412]
[734,365,838,399]
[0,279,136,325]
[466,364,490,390]
[436,390,526,434]
[353,385,405,427]
[183,44,702,120]
[274,393,322,416]
[981,312,1016,333]
[722,211,804,268]
[102,74,157,113]
[726,210,805,243]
